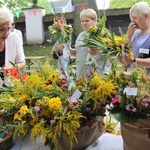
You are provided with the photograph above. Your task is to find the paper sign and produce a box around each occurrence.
[139,48,149,54]
[70,89,82,102]
[123,87,137,96]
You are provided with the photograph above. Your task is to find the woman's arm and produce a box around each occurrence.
[88,48,100,55]
[68,46,76,56]
[3,62,25,70]
[52,43,64,53]
[134,58,150,68]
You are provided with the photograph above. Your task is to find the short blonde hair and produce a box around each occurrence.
[130,2,150,19]
[0,6,14,25]
[80,9,97,21]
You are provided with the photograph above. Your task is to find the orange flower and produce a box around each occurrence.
[2,68,27,80]
[29,120,35,126]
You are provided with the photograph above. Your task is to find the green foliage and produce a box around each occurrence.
[109,0,150,8]
[109,106,138,123]
[1,0,51,14]
[1,0,32,12]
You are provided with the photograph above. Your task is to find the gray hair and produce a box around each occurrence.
[80,9,97,21]
[130,2,150,19]
[0,6,14,25]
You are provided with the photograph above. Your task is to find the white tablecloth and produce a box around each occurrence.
[10,133,123,150]
[85,133,123,150]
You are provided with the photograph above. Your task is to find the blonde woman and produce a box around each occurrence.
[71,9,110,80]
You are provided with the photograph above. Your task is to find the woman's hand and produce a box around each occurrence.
[51,51,55,56]
[127,22,137,40]
[88,48,100,55]
[118,56,133,65]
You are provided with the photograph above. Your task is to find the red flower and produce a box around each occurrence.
[2,68,27,80]
[10,68,19,79]
[59,78,68,89]
[112,95,119,105]
[72,102,77,106]
[58,19,65,25]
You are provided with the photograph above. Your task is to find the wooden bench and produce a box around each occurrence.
[25,56,46,74]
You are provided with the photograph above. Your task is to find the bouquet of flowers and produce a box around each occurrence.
[109,68,150,123]
[48,18,73,44]
[82,16,133,60]
[0,61,118,150]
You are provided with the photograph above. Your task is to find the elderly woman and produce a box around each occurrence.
[0,7,25,86]
[126,2,150,74]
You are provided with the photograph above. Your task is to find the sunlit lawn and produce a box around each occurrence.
[23,43,58,71]
[24,43,53,57]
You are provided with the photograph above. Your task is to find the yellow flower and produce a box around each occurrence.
[126,51,133,60]
[108,42,114,47]
[14,113,19,120]
[19,94,29,102]
[21,120,26,124]
[116,46,121,52]
[49,97,62,111]
[20,105,28,116]
[114,36,123,46]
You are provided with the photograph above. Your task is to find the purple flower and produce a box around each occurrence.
[126,104,137,112]
[141,101,149,108]
[84,69,92,78]
[145,98,150,103]
[141,98,150,108]
[50,119,56,125]
[34,106,40,112]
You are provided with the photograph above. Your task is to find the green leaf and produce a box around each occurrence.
[109,107,137,123]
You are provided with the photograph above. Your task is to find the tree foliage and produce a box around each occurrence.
[0,0,32,11]
[109,0,150,8]
[0,0,51,14]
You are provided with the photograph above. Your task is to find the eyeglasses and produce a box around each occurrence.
[0,28,12,34]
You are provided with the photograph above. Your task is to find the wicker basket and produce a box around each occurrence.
[0,129,13,150]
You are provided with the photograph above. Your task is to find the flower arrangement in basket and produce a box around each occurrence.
[48,17,73,44]
[0,61,118,150]
[82,16,133,61]
[109,68,150,123]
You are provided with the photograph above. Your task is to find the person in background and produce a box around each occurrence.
[70,9,110,80]
[0,6,25,86]
[11,22,23,45]
[51,16,72,86]
[123,2,150,74]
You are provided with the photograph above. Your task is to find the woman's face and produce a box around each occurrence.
[0,22,12,42]
[130,11,146,31]
[81,17,97,32]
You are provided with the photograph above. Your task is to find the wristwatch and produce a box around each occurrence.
[133,58,136,63]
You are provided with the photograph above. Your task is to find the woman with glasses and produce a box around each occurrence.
[0,6,25,86]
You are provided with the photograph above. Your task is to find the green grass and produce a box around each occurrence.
[23,43,58,71]
[24,43,53,57]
